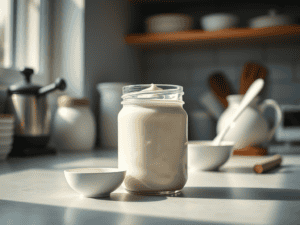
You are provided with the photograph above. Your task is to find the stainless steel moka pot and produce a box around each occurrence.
[7,68,67,156]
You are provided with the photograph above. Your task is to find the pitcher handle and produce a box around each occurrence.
[258,99,282,141]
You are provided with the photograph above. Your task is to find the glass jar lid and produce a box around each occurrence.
[121,84,184,104]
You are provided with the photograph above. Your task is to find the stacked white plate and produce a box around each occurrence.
[0,115,15,160]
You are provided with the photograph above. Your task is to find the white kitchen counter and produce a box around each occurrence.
[1,149,300,225]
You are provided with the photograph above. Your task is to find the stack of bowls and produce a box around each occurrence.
[0,115,15,160]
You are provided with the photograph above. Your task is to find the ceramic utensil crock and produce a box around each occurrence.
[217,94,282,150]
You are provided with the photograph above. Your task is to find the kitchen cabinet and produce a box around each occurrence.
[126,0,300,50]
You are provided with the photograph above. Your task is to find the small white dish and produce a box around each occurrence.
[64,168,126,198]
[188,141,234,171]
[201,13,239,31]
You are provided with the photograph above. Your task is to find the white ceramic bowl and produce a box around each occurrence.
[188,141,234,171]
[146,13,193,33]
[201,13,239,31]
[64,168,126,198]
[249,9,292,28]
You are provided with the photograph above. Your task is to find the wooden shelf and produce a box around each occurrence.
[125,25,300,49]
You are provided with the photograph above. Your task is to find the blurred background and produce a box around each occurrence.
[1,0,300,151]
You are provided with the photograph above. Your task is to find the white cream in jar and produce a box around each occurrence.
[118,84,188,195]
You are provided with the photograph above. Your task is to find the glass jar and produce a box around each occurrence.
[118,84,188,195]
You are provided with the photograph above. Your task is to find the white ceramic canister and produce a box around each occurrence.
[118,84,188,195]
[51,95,96,151]
[97,82,132,149]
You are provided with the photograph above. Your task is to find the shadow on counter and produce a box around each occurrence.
[92,192,168,202]
[0,200,251,225]
[178,187,300,201]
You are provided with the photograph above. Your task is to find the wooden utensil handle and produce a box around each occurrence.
[253,154,282,174]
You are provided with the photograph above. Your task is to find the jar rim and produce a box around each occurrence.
[122,84,184,100]
[121,99,185,105]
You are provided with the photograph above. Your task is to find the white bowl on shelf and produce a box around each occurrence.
[249,9,292,28]
[64,168,126,198]
[200,13,239,31]
[146,13,193,33]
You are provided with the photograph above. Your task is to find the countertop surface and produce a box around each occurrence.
[1,149,300,225]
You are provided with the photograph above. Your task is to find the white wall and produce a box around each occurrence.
[84,0,142,146]
[51,0,85,98]
[50,0,142,147]
[84,0,142,107]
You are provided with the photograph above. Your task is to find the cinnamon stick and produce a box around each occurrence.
[233,146,268,156]
[253,154,282,174]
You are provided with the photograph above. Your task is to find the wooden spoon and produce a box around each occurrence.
[237,62,268,156]
[209,72,236,108]
[239,62,268,95]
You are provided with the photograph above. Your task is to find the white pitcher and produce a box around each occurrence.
[216,95,282,150]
